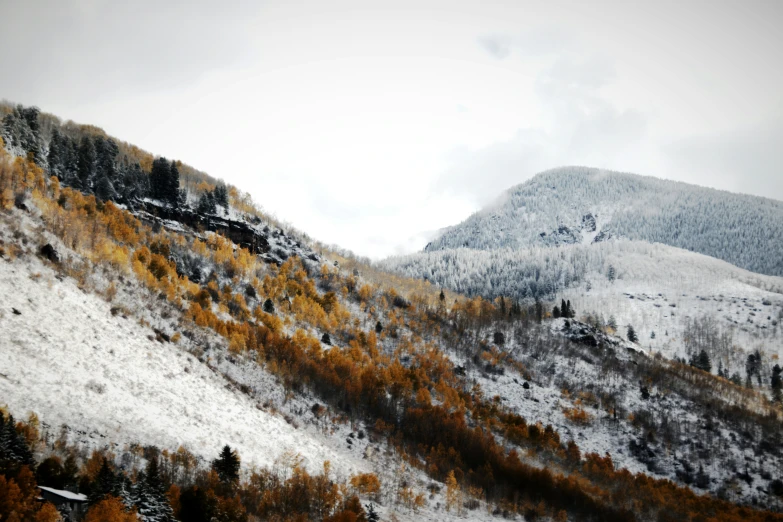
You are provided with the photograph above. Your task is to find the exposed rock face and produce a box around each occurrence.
[581,213,596,232]
[130,200,319,266]
[133,200,270,254]
[539,213,601,246]
[560,319,620,349]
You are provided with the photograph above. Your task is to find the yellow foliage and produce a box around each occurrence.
[349,473,381,497]
[229,332,247,354]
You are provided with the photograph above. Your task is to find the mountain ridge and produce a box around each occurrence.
[425,166,783,277]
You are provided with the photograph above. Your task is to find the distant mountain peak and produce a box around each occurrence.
[425,166,783,277]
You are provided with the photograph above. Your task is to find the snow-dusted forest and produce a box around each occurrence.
[424,167,783,277]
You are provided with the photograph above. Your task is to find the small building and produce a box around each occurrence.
[38,486,89,521]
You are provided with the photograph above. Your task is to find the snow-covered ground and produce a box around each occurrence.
[0,208,503,521]
[0,251,368,476]
[559,243,783,369]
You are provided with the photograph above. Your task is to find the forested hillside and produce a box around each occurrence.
[424,166,783,277]
[3,102,783,522]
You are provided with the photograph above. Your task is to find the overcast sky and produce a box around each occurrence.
[1,0,781,258]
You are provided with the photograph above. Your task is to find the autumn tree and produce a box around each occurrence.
[445,470,462,513]
[84,496,139,522]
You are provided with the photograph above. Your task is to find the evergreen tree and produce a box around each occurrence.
[772,364,782,402]
[95,175,117,202]
[321,332,331,345]
[94,137,119,181]
[566,299,574,318]
[607,265,616,282]
[20,105,43,164]
[607,315,618,331]
[690,350,712,373]
[213,183,229,209]
[197,192,216,215]
[130,458,175,522]
[47,128,63,178]
[552,305,561,318]
[1,112,19,149]
[77,136,96,191]
[211,445,240,485]
[375,321,383,334]
[746,351,762,386]
[64,137,80,185]
[627,325,638,343]
[167,161,180,207]
[439,289,445,303]
[122,162,149,202]
[366,503,379,522]
[0,414,33,472]
[150,158,170,203]
[89,457,117,504]
[263,298,275,314]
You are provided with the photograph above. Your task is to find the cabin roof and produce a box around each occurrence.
[38,486,89,502]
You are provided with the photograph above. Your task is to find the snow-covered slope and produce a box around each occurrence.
[0,249,367,477]
[425,166,783,277]
[381,240,783,375]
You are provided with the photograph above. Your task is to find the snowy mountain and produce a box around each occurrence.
[4,103,783,522]
[425,166,783,277]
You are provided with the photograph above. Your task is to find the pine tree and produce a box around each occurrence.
[213,183,229,209]
[197,192,216,215]
[94,137,119,182]
[47,128,63,178]
[77,136,96,191]
[607,315,618,331]
[263,298,275,314]
[690,350,712,373]
[130,458,175,522]
[167,161,180,207]
[211,445,240,485]
[552,305,561,318]
[627,325,638,343]
[746,351,762,386]
[89,457,117,504]
[150,158,170,203]
[607,264,616,282]
[772,364,782,402]
[375,321,383,334]
[366,503,379,522]
[95,175,117,202]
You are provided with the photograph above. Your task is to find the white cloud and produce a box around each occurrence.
[1,0,781,259]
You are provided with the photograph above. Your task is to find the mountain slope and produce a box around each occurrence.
[3,103,783,521]
[381,240,783,369]
[425,166,783,277]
